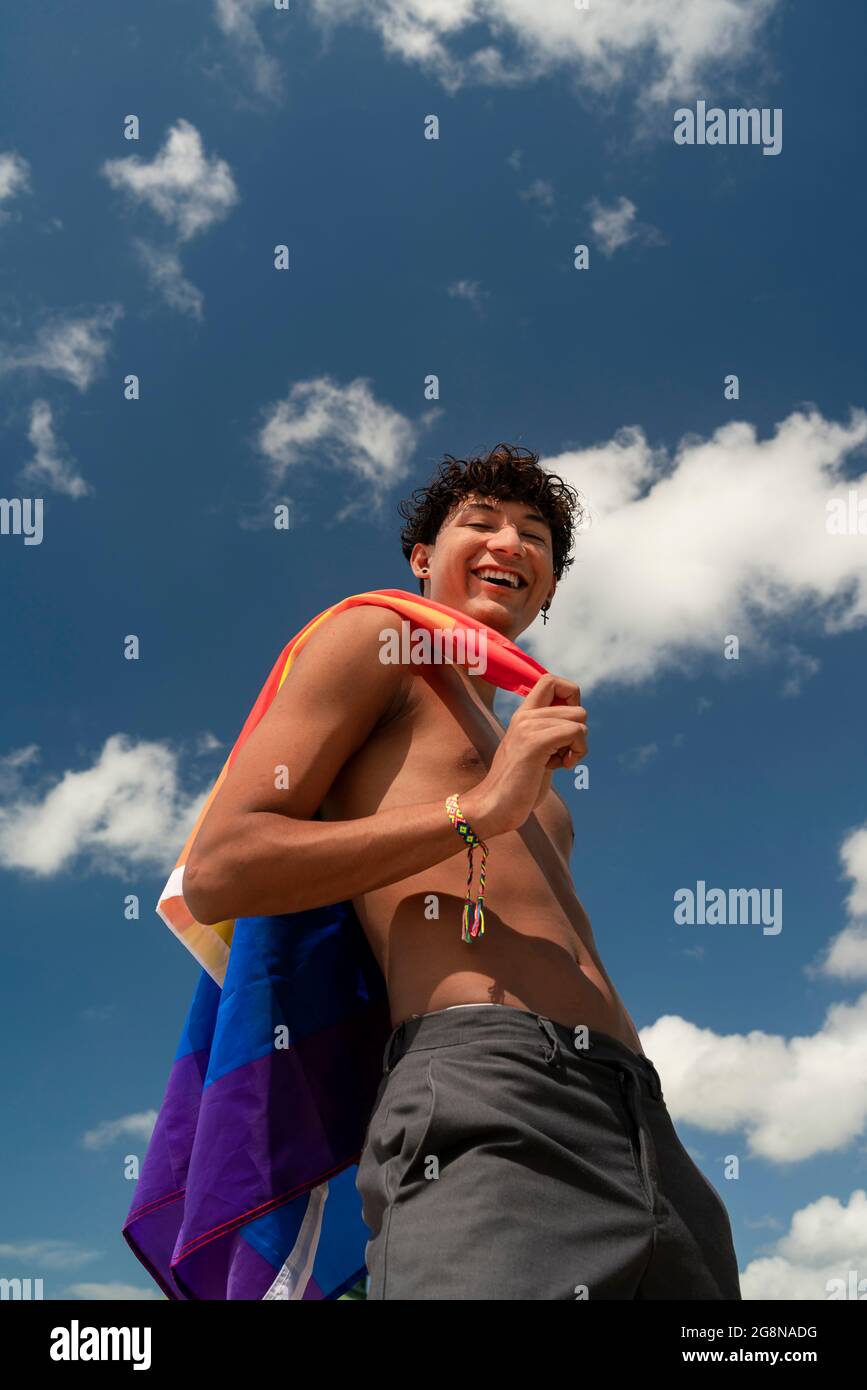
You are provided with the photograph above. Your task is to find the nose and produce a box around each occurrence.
[487,523,526,558]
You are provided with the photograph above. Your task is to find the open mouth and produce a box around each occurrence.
[470,567,527,591]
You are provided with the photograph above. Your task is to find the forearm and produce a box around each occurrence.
[183,789,494,922]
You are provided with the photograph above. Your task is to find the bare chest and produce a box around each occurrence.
[321,674,574,860]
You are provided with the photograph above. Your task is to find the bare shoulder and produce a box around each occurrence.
[290,602,408,669]
[276,601,412,727]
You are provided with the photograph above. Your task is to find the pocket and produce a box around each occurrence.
[614,1078,655,1211]
[379,1054,439,1201]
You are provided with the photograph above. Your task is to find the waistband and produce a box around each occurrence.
[383,1003,663,1100]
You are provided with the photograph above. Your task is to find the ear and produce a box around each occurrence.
[409,542,432,586]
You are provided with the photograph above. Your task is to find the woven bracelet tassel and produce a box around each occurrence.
[446,793,489,944]
[463,841,488,942]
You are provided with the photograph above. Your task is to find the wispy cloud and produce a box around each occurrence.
[101,118,239,315]
[0,150,31,218]
[447,278,489,312]
[589,195,638,255]
[64,1282,164,1300]
[307,0,780,104]
[82,1111,157,1151]
[811,826,867,981]
[132,239,204,320]
[780,644,820,698]
[255,373,420,520]
[0,306,123,392]
[19,399,91,497]
[618,741,659,773]
[101,118,239,242]
[0,1239,101,1271]
[195,731,224,755]
[0,745,40,795]
[0,736,207,877]
[212,0,283,100]
[587,195,662,257]
[518,178,555,213]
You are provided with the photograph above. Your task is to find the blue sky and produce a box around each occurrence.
[1,0,866,1300]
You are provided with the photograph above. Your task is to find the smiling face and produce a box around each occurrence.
[409,493,556,639]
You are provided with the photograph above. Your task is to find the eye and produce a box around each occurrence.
[465,518,546,543]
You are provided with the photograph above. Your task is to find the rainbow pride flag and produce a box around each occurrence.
[122,589,554,1299]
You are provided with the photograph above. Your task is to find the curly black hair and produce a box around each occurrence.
[397,443,583,596]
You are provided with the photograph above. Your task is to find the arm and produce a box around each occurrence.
[181,605,495,923]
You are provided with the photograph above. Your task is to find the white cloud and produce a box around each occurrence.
[0,151,31,215]
[82,1111,157,1151]
[640,991,867,1164]
[0,735,207,877]
[0,1239,100,1271]
[812,826,867,982]
[588,195,637,255]
[618,741,659,772]
[519,178,555,212]
[530,410,867,690]
[256,374,419,517]
[780,644,820,698]
[308,0,780,103]
[19,399,91,497]
[0,745,39,794]
[64,1282,164,1300]
[587,195,663,257]
[80,1003,117,1023]
[213,0,283,99]
[101,118,239,243]
[447,278,489,310]
[739,1190,867,1300]
[195,731,224,755]
[132,239,205,319]
[0,306,123,392]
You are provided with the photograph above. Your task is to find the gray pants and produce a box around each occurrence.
[356,1003,742,1300]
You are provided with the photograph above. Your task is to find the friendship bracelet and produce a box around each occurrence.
[445,792,489,943]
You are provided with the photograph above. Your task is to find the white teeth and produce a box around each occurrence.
[474,568,522,589]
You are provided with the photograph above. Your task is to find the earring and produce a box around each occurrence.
[541,601,550,625]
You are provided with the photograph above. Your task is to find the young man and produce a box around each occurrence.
[182,443,742,1301]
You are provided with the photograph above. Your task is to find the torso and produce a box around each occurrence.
[319,667,646,1059]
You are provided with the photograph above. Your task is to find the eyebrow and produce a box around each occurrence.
[461,500,550,528]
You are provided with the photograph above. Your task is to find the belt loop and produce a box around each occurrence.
[537,1015,561,1067]
[382,1020,405,1074]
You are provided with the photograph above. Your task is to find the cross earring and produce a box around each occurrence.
[541,602,550,625]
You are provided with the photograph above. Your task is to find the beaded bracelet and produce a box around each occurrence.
[445,792,489,943]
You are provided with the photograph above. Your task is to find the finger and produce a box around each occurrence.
[523,673,580,710]
[524,704,587,723]
[533,722,588,756]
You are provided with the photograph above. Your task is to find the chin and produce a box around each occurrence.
[465,596,525,636]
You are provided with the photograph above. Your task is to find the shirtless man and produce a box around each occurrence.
[182,444,741,1301]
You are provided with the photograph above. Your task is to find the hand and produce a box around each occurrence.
[463,674,587,838]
